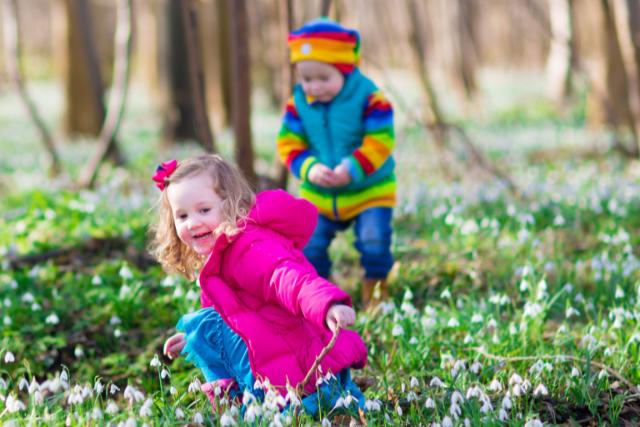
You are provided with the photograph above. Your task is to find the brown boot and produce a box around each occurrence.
[361,277,388,309]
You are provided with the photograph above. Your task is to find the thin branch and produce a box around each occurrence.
[1,0,61,176]
[473,347,639,394]
[296,327,340,395]
[320,0,331,17]
[78,0,134,188]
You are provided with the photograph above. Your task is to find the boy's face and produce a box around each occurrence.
[296,60,345,103]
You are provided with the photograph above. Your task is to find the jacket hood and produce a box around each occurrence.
[248,190,317,249]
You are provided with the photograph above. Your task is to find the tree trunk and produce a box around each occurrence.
[216,0,232,129]
[545,0,574,104]
[78,0,134,188]
[228,0,256,186]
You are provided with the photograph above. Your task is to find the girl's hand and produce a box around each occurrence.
[163,332,186,360]
[326,304,356,333]
[308,163,339,188]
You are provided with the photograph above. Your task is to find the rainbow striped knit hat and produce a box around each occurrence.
[288,18,361,74]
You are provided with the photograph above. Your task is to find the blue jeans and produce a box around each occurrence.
[304,207,393,279]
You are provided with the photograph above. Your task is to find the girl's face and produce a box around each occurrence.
[296,60,344,103]
[167,172,223,255]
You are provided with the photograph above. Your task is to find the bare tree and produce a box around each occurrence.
[77,0,133,188]
[545,0,574,104]
[1,0,61,176]
[405,0,520,197]
[228,0,256,186]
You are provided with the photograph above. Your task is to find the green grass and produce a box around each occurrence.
[1,76,639,425]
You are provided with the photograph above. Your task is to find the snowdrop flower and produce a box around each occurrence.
[409,336,418,345]
[91,407,103,420]
[571,367,581,377]
[333,397,345,409]
[499,408,509,421]
[519,279,530,292]
[140,399,153,418]
[321,419,331,427]
[365,399,382,411]
[110,316,122,325]
[188,378,202,393]
[192,412,204,424]
[565,307,580,318]
[124,385,144,403]
[109,384,120,395]
[470,361,482,374]
[463,334,473,344]
[161,369,170,379]
[5,394,26,413]
[119,264,133,280]
[18,377,29,391]
[93,379,104,395]
[523,302,543,318]
[91,275,102,286]
[533,384,548,396]
[509,373,523,386]
[175,407,185,419]
[392,324,404,336]
[45,313,60,325]
[448,317,460,327]
[4,351,15,363]
[471,313,483,323]
[407,391,419,402]
[615,287,625,299]
[501,395,512,410]
[410,377,420,388]
[169,386,177,395]
[396,404,403,416]
[74,346,84,358]
[106,400,119,414]
[150,355,161,368]
[451,391,464,406]
[442,416,454,427]
[425,397,435,408]
[450,402,461,419]
[244,404,262,422]
[598,369,608,380]
[430,376,445,387]
[440,288,451,299]
[524,419,544,427]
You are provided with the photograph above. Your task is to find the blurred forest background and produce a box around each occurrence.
[2,0,640,425]
[2,0,640,188]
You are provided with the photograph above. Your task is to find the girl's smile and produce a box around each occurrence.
[167,172,224,255]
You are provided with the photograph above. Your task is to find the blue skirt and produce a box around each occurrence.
[177,307,366,416]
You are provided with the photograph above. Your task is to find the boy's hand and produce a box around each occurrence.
[308,163,339,187]
[332,164,352,186]
[163,332,186,360]
[326,304,356,333]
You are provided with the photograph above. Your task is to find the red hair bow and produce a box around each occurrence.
[152,159,178,190]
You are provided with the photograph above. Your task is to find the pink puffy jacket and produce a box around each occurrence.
[199,190,367,395]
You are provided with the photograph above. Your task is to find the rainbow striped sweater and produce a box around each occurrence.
[277,69,396,220]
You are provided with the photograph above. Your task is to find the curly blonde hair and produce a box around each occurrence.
[148,155,255,280]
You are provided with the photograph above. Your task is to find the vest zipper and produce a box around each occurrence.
[323,105,339,219]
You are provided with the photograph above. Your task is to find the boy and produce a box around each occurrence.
[277,18,396,307]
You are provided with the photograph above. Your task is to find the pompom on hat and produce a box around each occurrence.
[288,18,360,74]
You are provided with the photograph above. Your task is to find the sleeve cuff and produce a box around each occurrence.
[341,157,365,183]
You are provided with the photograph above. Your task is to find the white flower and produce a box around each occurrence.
[499,408,509,420]
[188,378,202,393]
[5,394,26,413]
[448,317,460,327]
[45,313,60,325]
[519,279,530,292]
[365,399,381,411]
[18,377,29,391]
[471,313,483,323]
[150,355,161,368]
[501,395,512,410]
[109,384,120,394]
[571,367,581,377]
[409,336,418,345]
[333,397,345,409]
[509,373,523,386]
[615,287,625,299]
[119,264,133,280]
[440,288,451,299]
[139,398,153,417]
[106,400,119,414]
[533,384,548,396]
[442,416,454,427]
[74,346,84,358]
[524,419,544,427]
[92,275,102,285]
[470,361,482,374]
[396,404,403,416]
[91,408,103,420]
[451,390,464,406]
[93,379,104,395]
[169,386,177,395]
[175,407,185,419]
[565,307,580,318]
[161,369,170,379]
[425,397,435,408]
[449,402,461,419]
[4,351,15,363]
[410,377,419,388]
[429,376,445,387]
[321,419,331,427]
[124,385,144,403]
[391,324,404,336]
[193,412,204,424]
[220,410,236,426]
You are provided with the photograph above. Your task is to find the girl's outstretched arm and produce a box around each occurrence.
[163,332,186,359]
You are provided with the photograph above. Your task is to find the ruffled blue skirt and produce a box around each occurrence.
[177,307,366,416]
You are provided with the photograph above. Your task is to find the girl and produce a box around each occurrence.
[148,154,367,416]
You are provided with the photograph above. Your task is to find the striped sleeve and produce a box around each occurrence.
[277,97,318,180]
[341,90,394,183]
